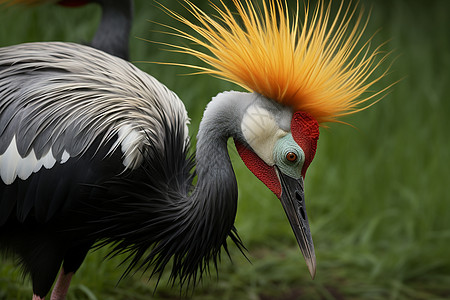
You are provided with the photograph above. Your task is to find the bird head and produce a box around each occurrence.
[160,0,390,278]
[234,99,319,277]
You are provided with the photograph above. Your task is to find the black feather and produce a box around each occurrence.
[82,111,246,288]
[1,110,246,297]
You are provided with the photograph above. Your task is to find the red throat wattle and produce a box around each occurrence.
[234,140,282,198]
[235,111,319,198]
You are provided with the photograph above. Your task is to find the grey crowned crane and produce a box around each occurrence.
[0,0,133,60]
[0,0,389,299]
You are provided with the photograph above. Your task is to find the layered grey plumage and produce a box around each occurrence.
[0,42,188,184]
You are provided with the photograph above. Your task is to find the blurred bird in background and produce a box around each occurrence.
[0,0,133,59]
[0,0,389,299]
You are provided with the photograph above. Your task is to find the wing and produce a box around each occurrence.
[0,42,189,223]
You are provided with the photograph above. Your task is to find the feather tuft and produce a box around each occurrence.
[159,0,391,124]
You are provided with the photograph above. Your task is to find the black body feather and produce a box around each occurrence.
[0,42,244,298]
[86,113,245,287]
[0,112,244,297]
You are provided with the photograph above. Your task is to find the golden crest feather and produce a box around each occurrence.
[160,0,390,124]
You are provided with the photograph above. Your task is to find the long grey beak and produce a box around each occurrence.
[276,168,316,278]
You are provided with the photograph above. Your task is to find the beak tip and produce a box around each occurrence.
[306,258,316,279]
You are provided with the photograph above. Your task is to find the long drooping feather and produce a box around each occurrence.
[0,41,243,290]
[87,113,245,286]
[159,0,391,124]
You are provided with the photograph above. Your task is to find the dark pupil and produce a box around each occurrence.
[286,152,297,162]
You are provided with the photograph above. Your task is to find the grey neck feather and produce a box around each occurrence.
[187,92,255,230]
[91,0,133,60]
[189,92,258,235]
[194,91,256,187]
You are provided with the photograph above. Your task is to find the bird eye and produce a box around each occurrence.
[286,152,297,162]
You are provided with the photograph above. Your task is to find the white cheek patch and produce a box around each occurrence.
[0,136,68,185]
[241,105,287,166]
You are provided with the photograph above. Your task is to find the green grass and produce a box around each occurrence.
[1,0,449,299]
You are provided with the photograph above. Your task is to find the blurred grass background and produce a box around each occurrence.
[0,0,449,299]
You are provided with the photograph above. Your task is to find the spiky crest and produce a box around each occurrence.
[159,0,390,124]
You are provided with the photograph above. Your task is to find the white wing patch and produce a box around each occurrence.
[40,150,57,169]
[0,124,146,185]
[0,136,70,185]
[0,136,23,184]
[19,149,39,179]
[110,124,144,169]
[61,150,70,164]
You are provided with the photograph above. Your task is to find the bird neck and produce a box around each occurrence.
[91,0,133,60]
[193,91,256,204]
[189,93,243,246]
[158,91,253,282]
[89,91,254,285]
